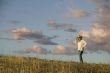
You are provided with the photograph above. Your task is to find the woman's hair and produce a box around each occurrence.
[76,35,83,43]
[78,35,82,39]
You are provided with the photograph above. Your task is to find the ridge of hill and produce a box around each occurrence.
[0,56,110,73]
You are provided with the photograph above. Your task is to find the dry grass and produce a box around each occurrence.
[0,56,110,73]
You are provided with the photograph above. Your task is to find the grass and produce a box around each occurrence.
[0,55,110,73]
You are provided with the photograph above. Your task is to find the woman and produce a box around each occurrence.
[75,35,87,63]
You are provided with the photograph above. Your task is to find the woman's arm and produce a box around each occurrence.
[82,40,87,48]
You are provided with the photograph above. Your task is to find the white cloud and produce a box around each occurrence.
[52,45,66,54]
[51,45,76,55]
[65,9,89,18]
[25,45,48,54]
[11,27,58,45]
[48,19,77,32]
[11,27,43,40]
[79,0,110,53]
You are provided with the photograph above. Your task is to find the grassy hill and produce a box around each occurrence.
[0,56,110,73]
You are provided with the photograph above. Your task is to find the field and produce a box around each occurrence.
[0,56,110,73]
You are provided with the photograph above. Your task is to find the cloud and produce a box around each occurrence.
[11,27,44,40]
[11,27,58,45]
[65,9,89,18]
[51,45,77,55]
[9,20,21,25]
[0,29,24,41]
[48,19,77,32]
[15,44,77,55]
[25,45,48,54]
[15,45,48,54]
[88,0,109,4]
[80,24,110,53]
[0,37,18,40]
[35,37,58,45]
[64,27,77,32]
[80,0,110,53]
[51,45,66,54]
[55,0,89,19]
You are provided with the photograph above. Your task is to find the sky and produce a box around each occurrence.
[0,0,110,64]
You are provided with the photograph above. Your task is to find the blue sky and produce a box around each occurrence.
[0,0,110,64]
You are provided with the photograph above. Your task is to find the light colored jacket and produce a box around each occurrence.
[75,40,87,51]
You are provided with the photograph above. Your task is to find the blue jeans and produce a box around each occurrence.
[78,50,83,63]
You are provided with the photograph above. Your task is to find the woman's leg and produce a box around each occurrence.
[79,51,83,63]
